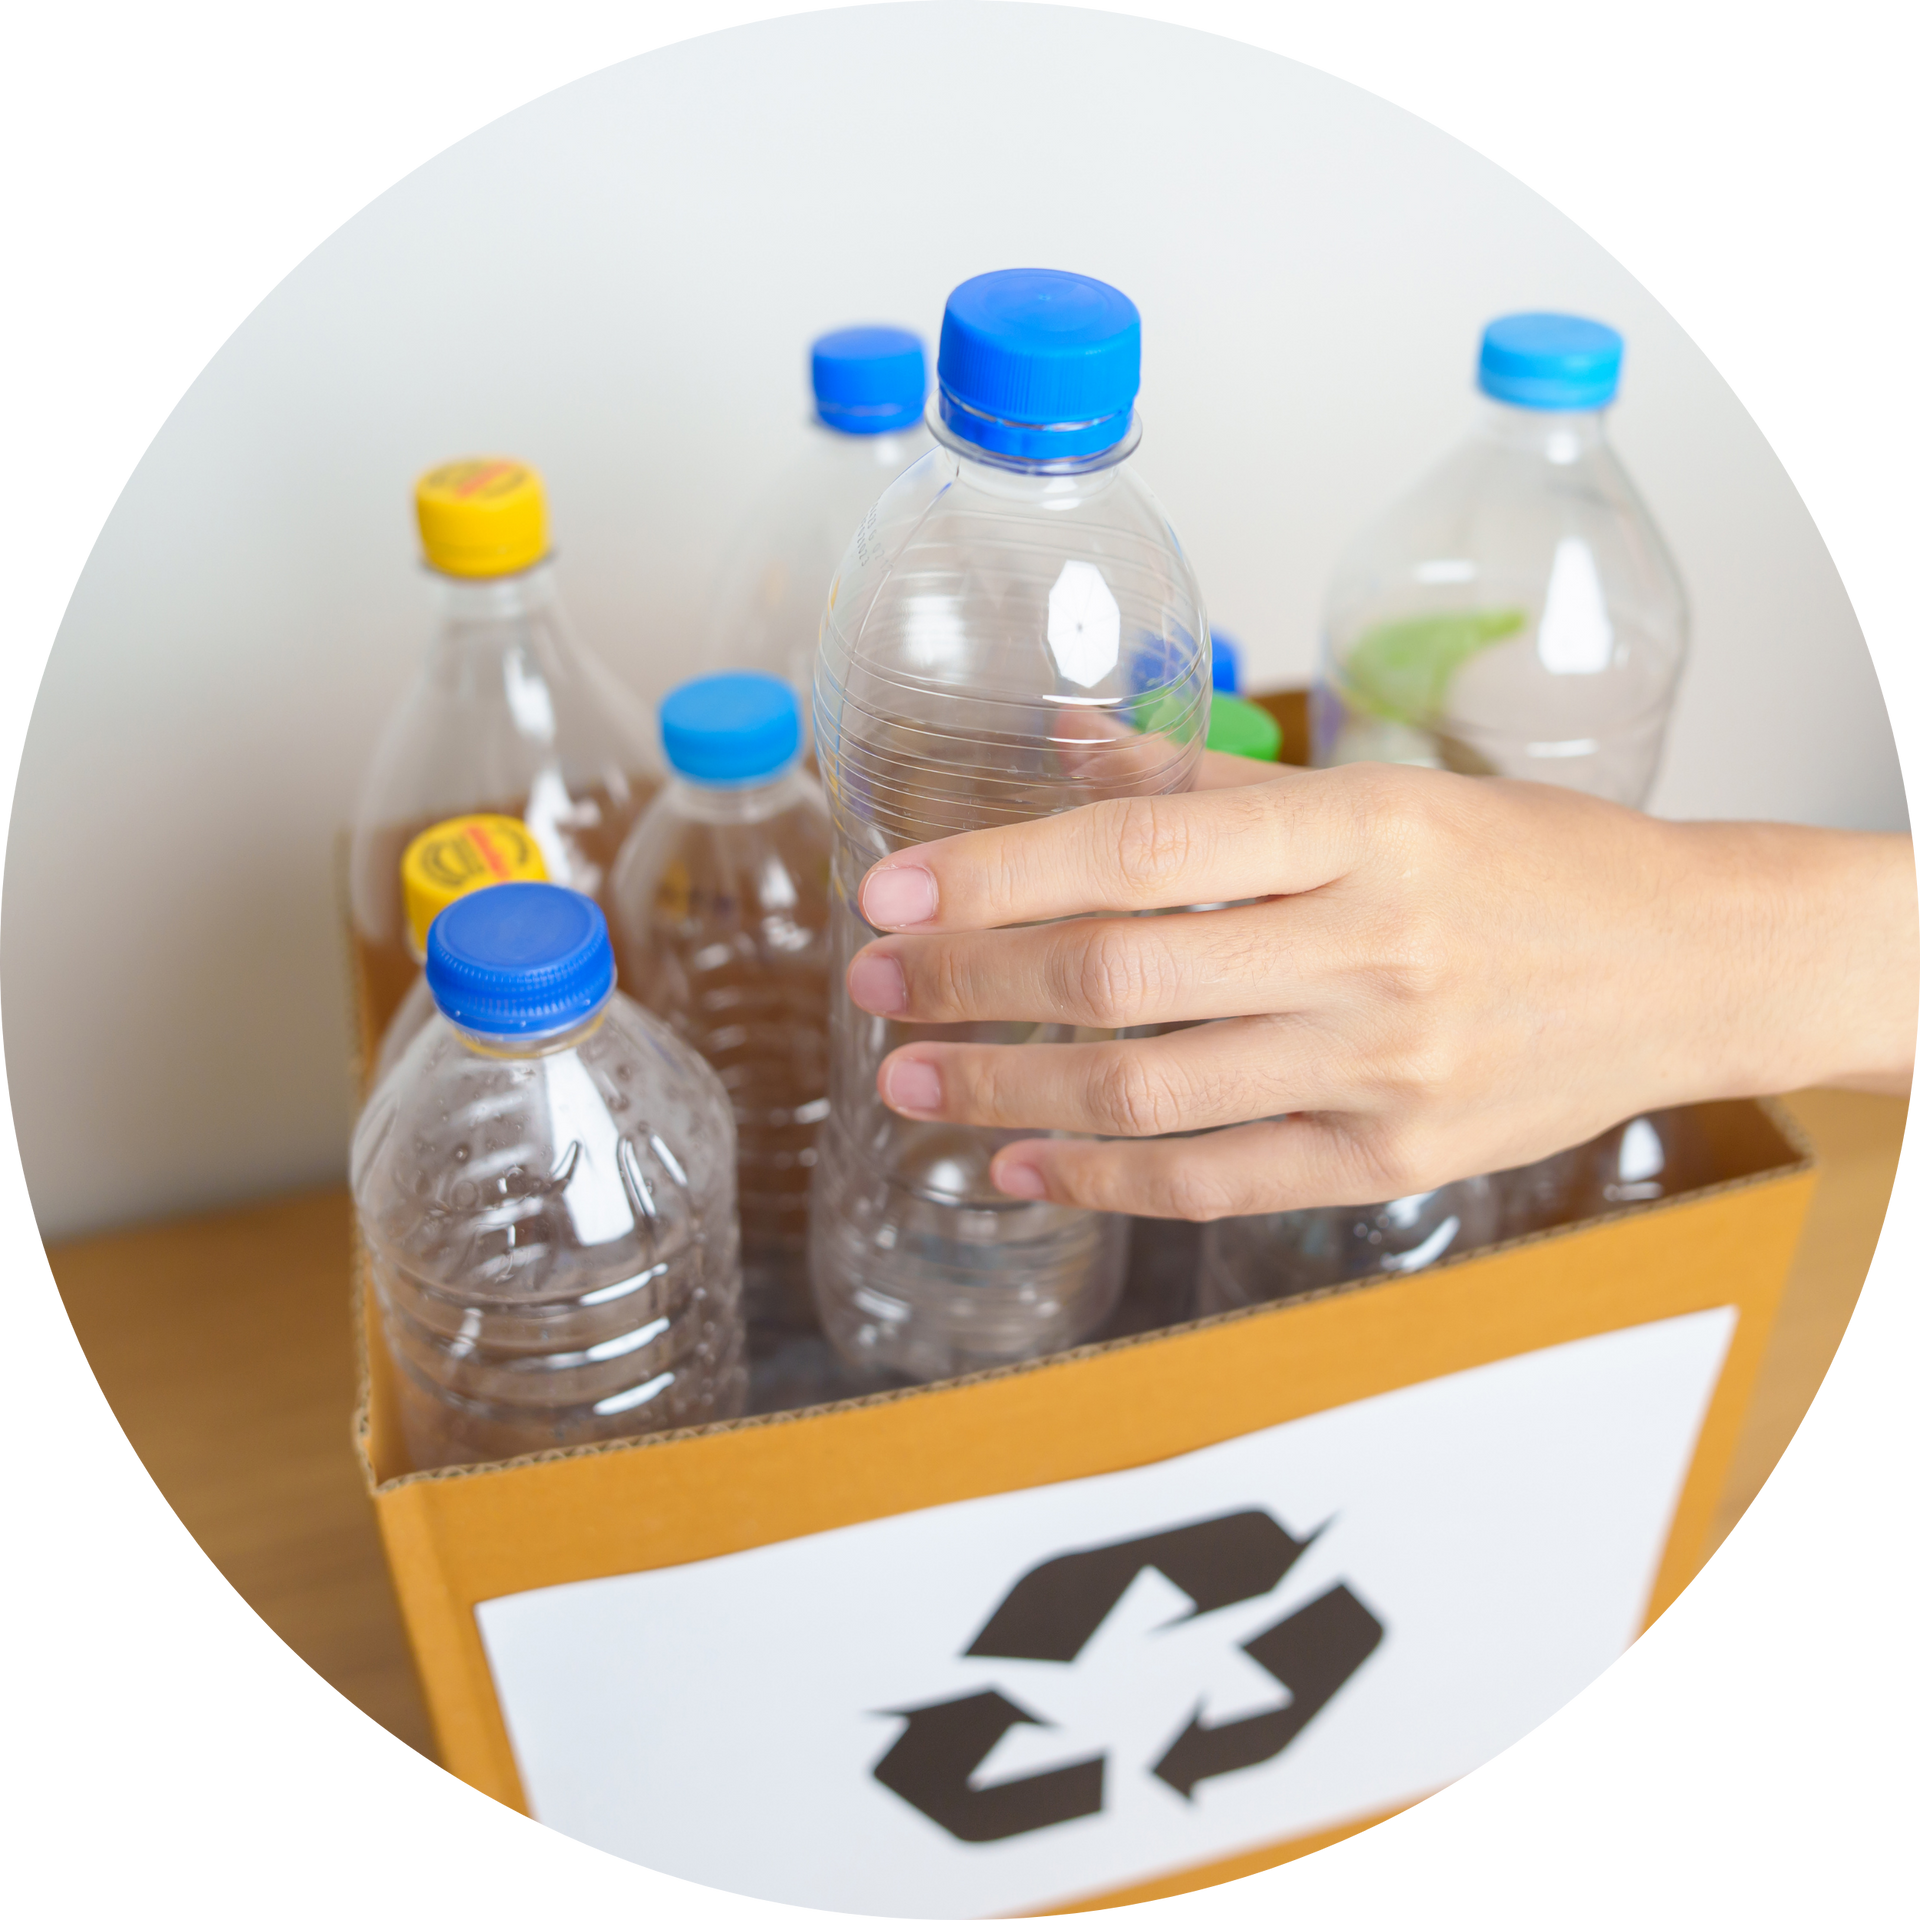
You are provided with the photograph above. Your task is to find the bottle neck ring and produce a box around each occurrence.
[931,397,1141,475]
[445,993,612,1060]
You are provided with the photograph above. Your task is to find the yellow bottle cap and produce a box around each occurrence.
[400,814,548,955]
[414,459,548,578]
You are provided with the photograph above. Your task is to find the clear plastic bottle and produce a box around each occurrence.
[1313,314,1687,805]
[608,673,833,1362]
[1290,315,1693,1264]
[810,269,1210,1384]
[1198,1178,1501,1314]
[707,328,931,712]
[348,459,663,1087]
[370,813,548,1090]
[353,881,744,1469]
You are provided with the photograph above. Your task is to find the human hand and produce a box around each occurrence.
[844,761,1916,1219]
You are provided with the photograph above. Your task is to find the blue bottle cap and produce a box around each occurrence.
[937,270,1142,461]
[1478,313,1624,411]
[811,327,927,435]
[426,882,615,1038]
[661,671,802,785]
[1210,630,1241,694]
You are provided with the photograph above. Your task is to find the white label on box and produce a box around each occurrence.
[476,1308,1735,1917]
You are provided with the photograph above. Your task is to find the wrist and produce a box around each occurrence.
[1669,821,1916,1100]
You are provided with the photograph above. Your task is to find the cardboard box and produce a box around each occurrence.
[355,1096,1813,1916]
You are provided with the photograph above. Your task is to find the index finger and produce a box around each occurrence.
[856,766,1356,933]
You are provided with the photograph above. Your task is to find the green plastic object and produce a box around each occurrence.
[1343,607,1527,724]
[1207,693,1282,761]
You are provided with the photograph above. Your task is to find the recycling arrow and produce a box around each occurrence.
[966,1509,1316,1663]
[871,1690,1105,1843]
[1151,1582,1385,1799]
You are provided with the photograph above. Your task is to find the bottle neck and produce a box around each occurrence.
[814,418,929,470]
[423,557,580,708]
[429,555,561,620]
[930,402,1141,487]
[666,763,812,823]
[1473,397,1609,464]
[444,995,610,1060]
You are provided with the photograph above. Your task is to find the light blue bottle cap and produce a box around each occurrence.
[937,270,1141,461]
[661,672,801,786]
[812,327,927,435]
[1210,631,1241,694]
[1478,313,1624,410]
[426,883,615,1037]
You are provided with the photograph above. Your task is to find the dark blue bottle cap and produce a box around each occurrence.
[1478,313,1624,411]
[426,882,615,1038]
[811,327,927,435]
[1210,631,1241,694]
[660,672,801,785]
[937,270,1141,461]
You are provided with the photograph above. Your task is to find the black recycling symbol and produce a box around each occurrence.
[872,1510,1384,1844]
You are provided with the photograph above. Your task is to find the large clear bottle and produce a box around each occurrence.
[348,459,663,1087]
[608,673,834,1397]
[353,881,744,1469]
[1313,314,1687,800]
[1221,314,1691,1287]
[810,269,1209,1385]
[707,328,931,712]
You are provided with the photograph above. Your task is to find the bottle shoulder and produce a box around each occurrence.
[351,996,736,1295]
[707,427,934,665]
[818,447,1207,706]
[609,776,835,952]
[1328,433,1687,624]
[351,591,662,828]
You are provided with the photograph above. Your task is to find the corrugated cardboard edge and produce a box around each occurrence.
[349,1098,1818,1883]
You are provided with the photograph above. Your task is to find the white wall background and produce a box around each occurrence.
[3,3,1900,1239]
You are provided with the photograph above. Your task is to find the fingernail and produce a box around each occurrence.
[993,1157,1048,1201]
[846,952,909,1015]
[883,1057,943,1116]
[863,863,937,928]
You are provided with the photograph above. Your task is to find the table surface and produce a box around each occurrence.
[46,1088,1908,1775]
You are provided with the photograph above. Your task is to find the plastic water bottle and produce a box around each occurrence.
[1264,314,1693,1269]
[1198,1178,1501,1313]
[708,328,931,710]
[349,459,662,1087]
[352,882,744,1468]
[608,673,833,1360]
[370,813,548,1090]
[810,269,1209,1384]
[1313,314,1686,803]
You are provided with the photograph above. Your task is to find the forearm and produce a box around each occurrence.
[1675,820,1917,1100]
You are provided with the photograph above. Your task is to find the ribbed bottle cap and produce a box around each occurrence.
[415,459,549,577]
[400,814,548,955]
[812,327,927,434]
[660,672,801,785]
[1477,314,1623,411]
[426,883,614,1037]
[1210,630,1241,694]
[937,270,1141,461]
